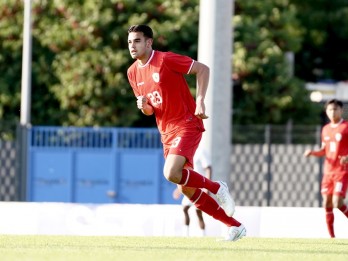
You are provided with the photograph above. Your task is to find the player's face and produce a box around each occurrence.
[326,103,342,123]
[128,32,152,60]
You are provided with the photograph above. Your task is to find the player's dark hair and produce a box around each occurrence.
[128,24,153,39]
[325,98,343,109]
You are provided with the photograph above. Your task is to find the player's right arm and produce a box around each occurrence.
[303,143,326,158]
[137,96,154,116]
[127,67,154,116]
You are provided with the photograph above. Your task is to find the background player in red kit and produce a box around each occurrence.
[304,99,348,238]
[127,24,246,241]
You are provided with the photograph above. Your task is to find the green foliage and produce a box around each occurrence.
[0,0,199,128]
[1,0,338,129]
[0,1,23,123]
[291,0,348,81]
[233,0,321,124]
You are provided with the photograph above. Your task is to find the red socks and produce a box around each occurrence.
[324,205,348,238]
[180,170,240,228]
[190,188,241,227]
[325,208,335,238]
[338,205,348,218]
[179,169,220,194]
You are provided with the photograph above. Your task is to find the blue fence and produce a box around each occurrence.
[27,127,177,204]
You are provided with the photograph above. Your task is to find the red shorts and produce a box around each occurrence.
[321,172,348,197]
[161,126,202,169]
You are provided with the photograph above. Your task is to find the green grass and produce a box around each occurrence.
[0,235,347,261]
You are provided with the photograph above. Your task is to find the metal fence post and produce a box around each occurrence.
[264,124,272,206]
[16,123,29,201]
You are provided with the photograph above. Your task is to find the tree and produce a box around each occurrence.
[0,0,200,129]
[291,0,348,82]
[232,0,321,124]
[1,0,330,130]
[0,1,23,127]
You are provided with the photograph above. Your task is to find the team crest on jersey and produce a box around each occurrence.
[335,133,342,141]
[152,73,160,83]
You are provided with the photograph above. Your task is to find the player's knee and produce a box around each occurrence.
[163,170,177,183]
[163,167,182,183]
[332,196,343,208]
[322,195,332,208]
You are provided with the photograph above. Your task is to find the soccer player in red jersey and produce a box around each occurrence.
[127,24,246,241]
[304,99,348,238]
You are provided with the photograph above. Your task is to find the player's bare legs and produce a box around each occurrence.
[163,154,187,184]
[196,209,205,230]
[195,209,205,236]
[182,205,190,236]
[183,205,190,226]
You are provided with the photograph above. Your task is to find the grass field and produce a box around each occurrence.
[0,235,347,261]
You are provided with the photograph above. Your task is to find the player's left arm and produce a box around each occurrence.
[189,61,209,119]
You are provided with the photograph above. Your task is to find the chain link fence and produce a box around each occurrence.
[0,121,19,201]
[231,125,323,207]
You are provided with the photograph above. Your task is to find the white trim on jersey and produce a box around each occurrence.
[187,60,195,74]
[138,50,155,68]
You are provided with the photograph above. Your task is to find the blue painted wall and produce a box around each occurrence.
[27,127,177,204]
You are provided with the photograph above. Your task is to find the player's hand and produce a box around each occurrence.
[136,96,148,110]
[303,149,312,157]
[195,100,209,119]
[339,155,348,165]
[137,96,154,116]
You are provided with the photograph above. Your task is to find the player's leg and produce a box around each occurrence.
[195,208,206,236]
[162,129,218,191]
[196,209,205,230]
[183,205,190,236]
[180,168,236,217]
[183,205,190,226]
[162,131,235,217]
[181,194,193,236]
[179,185,246,241]
[164,154,220,192]
[322,175,335,238]
[323,194,335,238]
[332,177,348,218]
[164,155,235,216]
[335,196,348,218]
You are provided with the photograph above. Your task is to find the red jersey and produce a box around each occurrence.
[321,119,348,176]
[127,50,204,135]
